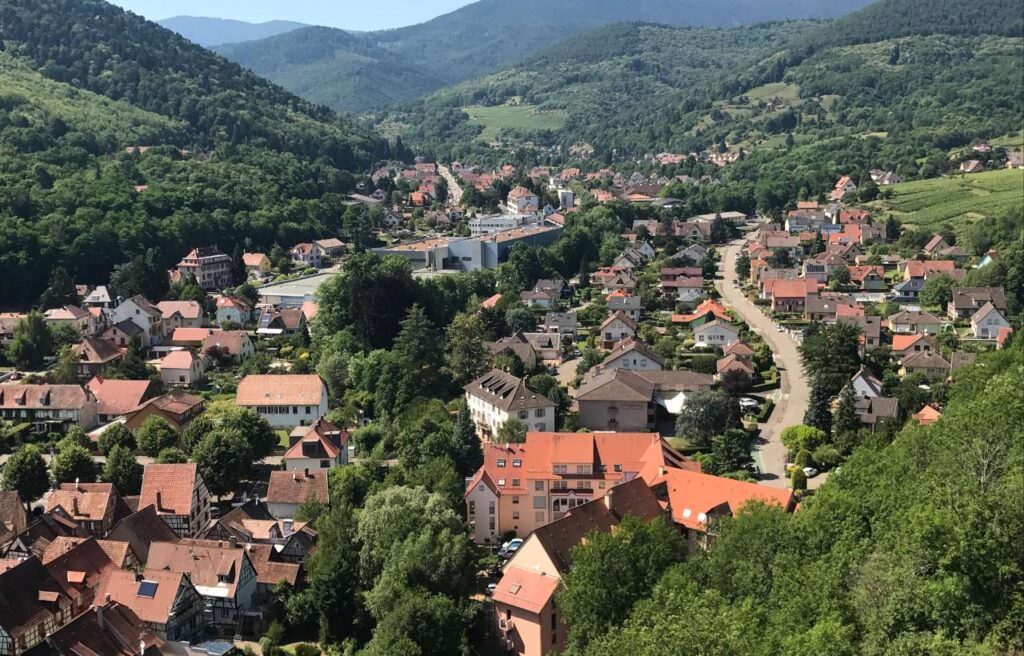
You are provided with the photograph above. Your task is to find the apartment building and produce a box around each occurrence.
[464,370,557,440]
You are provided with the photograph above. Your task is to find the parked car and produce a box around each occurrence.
[776,324,785,332]
[498,538,523,558]
[803,466,819,478]
[739,397,760,412]
[485,583,497,596]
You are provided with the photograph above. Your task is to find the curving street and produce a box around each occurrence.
[716,238,810,488]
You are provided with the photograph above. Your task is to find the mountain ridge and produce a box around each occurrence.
[157,15,308,47]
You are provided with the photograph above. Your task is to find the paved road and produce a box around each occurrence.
[438,165,463,205]
[716,239,810,488]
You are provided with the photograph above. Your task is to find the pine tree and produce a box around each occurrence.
[393,304,444,402]
[444,311,487,385]
[832,385,860,439]
[804,384,834,435]
[452,400,483,477]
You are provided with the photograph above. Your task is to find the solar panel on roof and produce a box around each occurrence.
[137,580,158,598]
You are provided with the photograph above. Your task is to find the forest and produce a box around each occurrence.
[0,0,392,307]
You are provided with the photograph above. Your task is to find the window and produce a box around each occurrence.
[468,501,476,515]
[512,496,520,505]
[497,459,506,468]
[488,501,495,515]
[553,480,568,490]
[489,518,495,531]
[306,406,312,414]
[535,511,545,521]
[614,464,622,472]
[534,481,544,491]
[512,512,519,520]
[577,481,592,490]
[599,481,606,489]
[320,460,330,468]
[553,464,567,474]
[497,479,506,486]
[292,406,298,414]
[512,479,520,488]
[513,459,522,468]
[533,496,545,509]
[576,465,590,474]
[518,410,528,419]
[534,408,545,418]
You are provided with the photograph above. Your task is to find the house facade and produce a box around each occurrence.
[464,370,556,439]
[0,385,99,433]
[235,375,329,429]
[173,246,233,291]
[138,463,211,537]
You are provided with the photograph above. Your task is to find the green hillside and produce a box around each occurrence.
[0,0,389,307]
[158,16,308,47]
[215,27,447,114]
[392,21,816,158]
[215,0,874,114]
[868,168,1024,234]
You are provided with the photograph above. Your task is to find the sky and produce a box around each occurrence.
[107,0,478,31]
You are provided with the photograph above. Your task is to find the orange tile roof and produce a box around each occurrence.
[644,468,794,530]
[770,279,817,299]
[891,334,931,352]
[170,328,216,343]
[155,301,202,321]
[913,404,941,426]
[98,568,188,625]
[267,470,329,505]
[480,293,502,309]
[492,566,560,614]
[236,374,325,407]
[147,539,250,598]
[160,349,202,370]
[45,483,115,523]
[87,377,154,417]
[139,464,199,516]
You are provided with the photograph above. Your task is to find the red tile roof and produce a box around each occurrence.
[492,566,560,614]
[98,568,188,625]
[267,470,329,505]
[87,377,154,417]
[45,483,116,523]
[155,301,202,321]
[644,468,794,530]
[139,464,199,516]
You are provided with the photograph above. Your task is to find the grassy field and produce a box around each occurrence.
[744,82,800,102]
[870,168,1024,233]
[462,105,567,141]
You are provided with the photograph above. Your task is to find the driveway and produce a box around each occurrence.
[716,240,810,488]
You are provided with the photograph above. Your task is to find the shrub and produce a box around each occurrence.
[794,449,812,468]
[791,467,807,491]
[294,645,321,656]
[812,445,842,469]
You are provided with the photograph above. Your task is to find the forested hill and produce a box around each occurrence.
[214,27,448,114]
[0,0,390,307]
[0,0,383,169]
[215,0,874,114]
[391,0,1023,166]
[158,16,308,48]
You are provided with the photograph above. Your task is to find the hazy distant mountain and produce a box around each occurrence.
[215,0,877,113]
[158,15,308,47]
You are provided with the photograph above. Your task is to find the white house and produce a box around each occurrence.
[971,302,1010,340]
[283,418,349,471]
[849,367,884,399]
[606,291,642,322]
[597,337,664,373]
[693,320,740,348]
[464,369,557,440]
[599,312,637,349]
[235,374,329,429]
[215,296,251,325]
[155,301,205,334]
[159,350,206,387]
[110,295,164,346]
[663,277,705,304]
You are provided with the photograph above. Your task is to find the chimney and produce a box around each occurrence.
[72,497,79,516]
[658,466,666,476]
[155,491,162,511]
[603,487,615,513]
[304,467,310,479]
[229,536,237,549]
[134,571,143,582]
[105,593,111,603]
[75,477,81,492]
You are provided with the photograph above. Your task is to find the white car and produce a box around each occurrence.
[803,466,819,478]
[739,397,760,411]
[776,324,785,332]
[499,538,523,557]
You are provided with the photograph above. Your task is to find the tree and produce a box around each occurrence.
[307,505,361,644]
[504,306,536,335]
[920,274,956,307]
[182,415,215,454]
[735,253,751,279]
[885,216,901,242]
[294,492,328,523]
[51,444,99,484]
[497,243,549,295]
[559,515,684,649]
[156,447,188,464]
[215,408,278,461]
[767,248,793,269]
[496,417,528,443]
[709,216,736,244]
[50,345,80,384]
[2,444,50,505]
[799,322,862,396]
[675,390,731,448]
[96,422,136,455]
[103,445,143,495]
[828,265,851,290]
[790,466,807,491]
[444,311,488,385]
[392,304,445,401]
[39,266,77,309]
[709,429,756,476]
[804,384,834,434]
[781,424,828,455]
[832,385,860,440]
[6,311,53,369]
[719,369,753,399]
[136,416,180,457]
[108,335,152,380]
[451,401,483,477]
[192,428,253,498]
